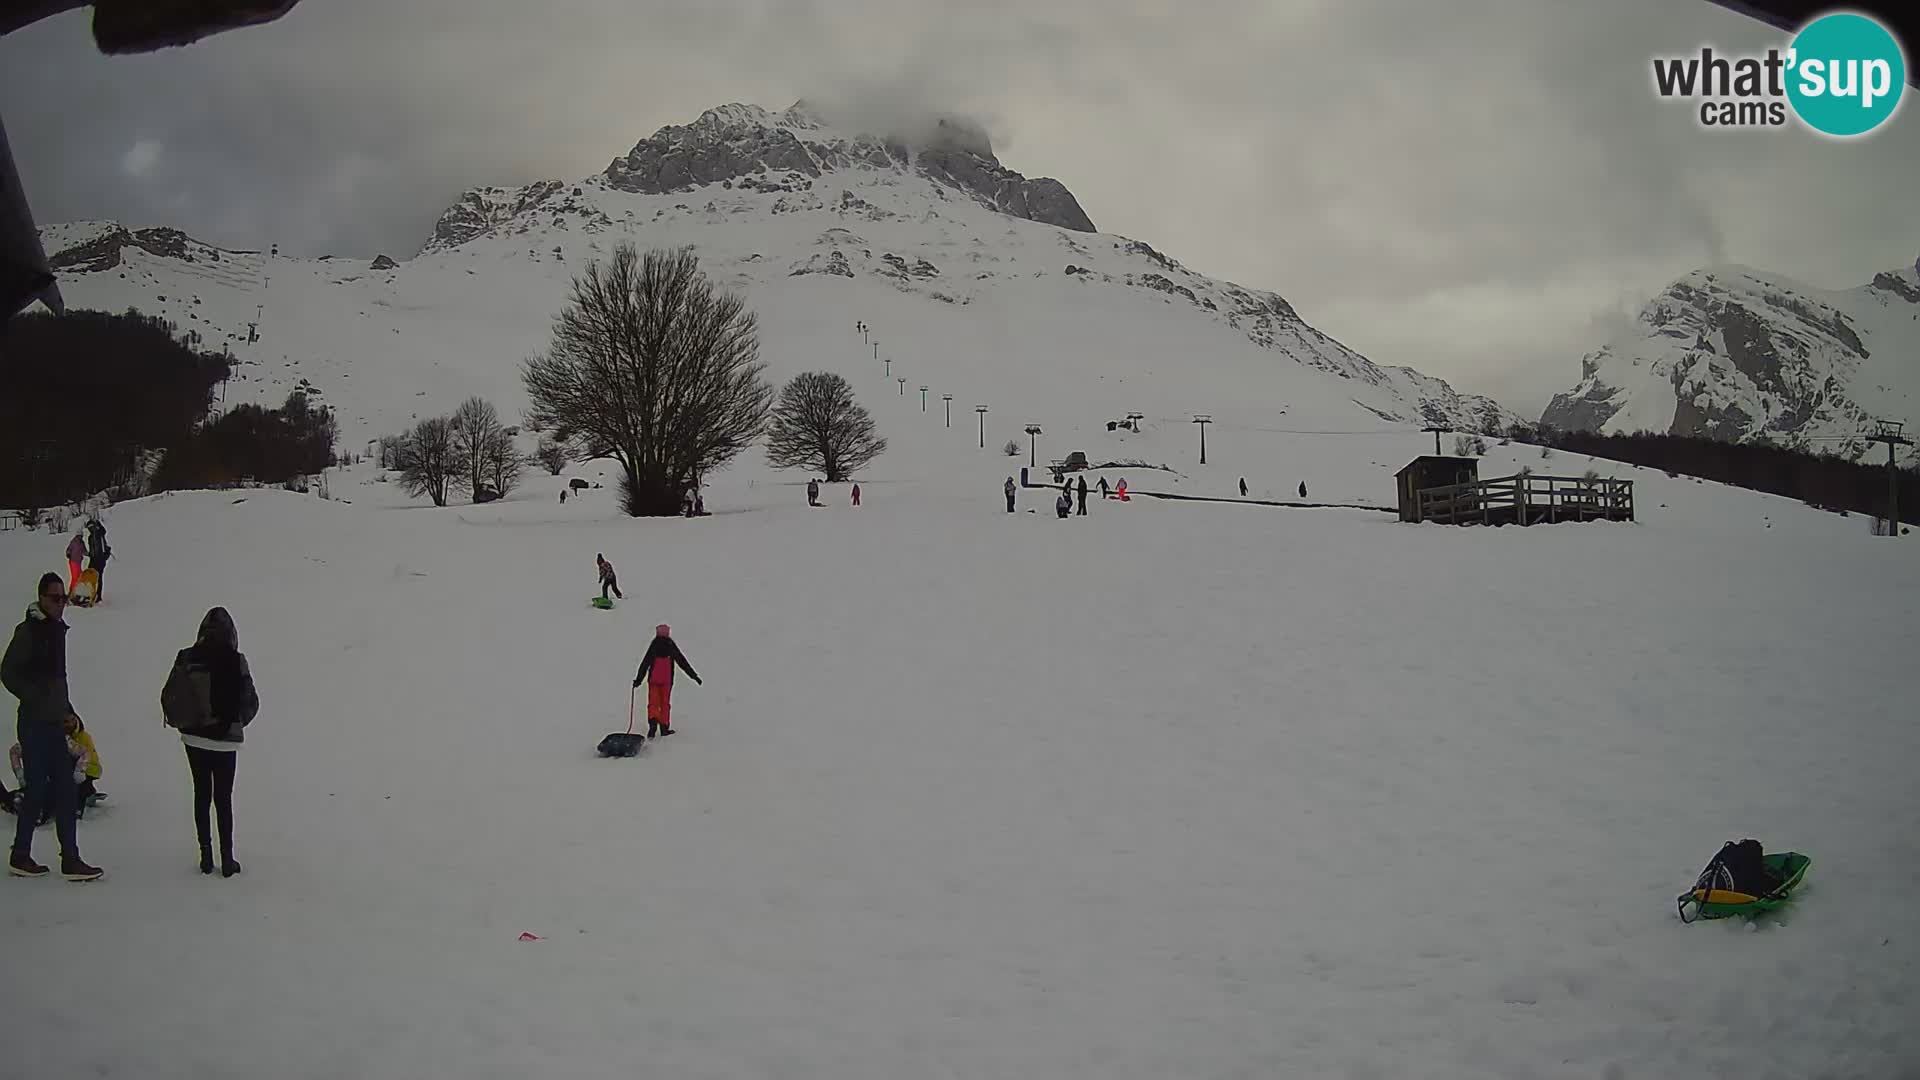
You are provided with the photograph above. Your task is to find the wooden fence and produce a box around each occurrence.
[1414,473,1634,526]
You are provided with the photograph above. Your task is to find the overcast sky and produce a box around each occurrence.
[3,0,1915,414]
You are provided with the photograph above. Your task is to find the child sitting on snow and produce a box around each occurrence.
[7,711,105,824]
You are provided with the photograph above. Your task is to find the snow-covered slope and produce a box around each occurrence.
[1542,258,1920,464]
[37,101,1516,454]
[1,450,1916,1079]
[10,97,1920,1080]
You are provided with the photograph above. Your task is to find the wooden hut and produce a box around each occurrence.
[1394,456,1480,523]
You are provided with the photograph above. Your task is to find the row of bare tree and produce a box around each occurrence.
[517,243,884,515]
[380,243,888,515]
[384,397,525,507]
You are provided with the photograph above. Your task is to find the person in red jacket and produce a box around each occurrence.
[64,533,86,593]
[632,624,701,738]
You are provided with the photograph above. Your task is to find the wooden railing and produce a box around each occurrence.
[1415,473,1634,526]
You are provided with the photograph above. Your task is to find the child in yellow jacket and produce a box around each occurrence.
[7,711,104,823]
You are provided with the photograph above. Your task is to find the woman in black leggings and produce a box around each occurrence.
[169,607,258,877]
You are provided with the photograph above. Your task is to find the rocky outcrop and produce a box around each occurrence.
[602,102,1097,233]
[48,226,218,273]
[370,254,398,270]
[1542,261,1920,458]
[419,180,610,254]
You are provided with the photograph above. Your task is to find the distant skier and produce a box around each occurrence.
[807,479,821,507]
[1298,481,1307,499]
[632,624,702,738]
[851,483,861,507]
[1004,477,1017,513]
[1239,478,1248,497]
[596,554,624,601]
[65,533,85,593]
[1098,476,1109,500]
[1076,476,1088,515]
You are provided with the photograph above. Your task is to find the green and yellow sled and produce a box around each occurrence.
[1677,851,1811,923]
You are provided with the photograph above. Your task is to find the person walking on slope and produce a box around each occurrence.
[1098,476,1109,500]
[3,573,101,880]
[64,533,86,594]
[162,607,259,877]
[1298,481,1307,499]
[1004,476,1017,513]
[851,483,861,507]
[1239,478,1248,497]
[596,554,623,601]
[632,624,701,738]
[807,479,821,507]
[1076,476,1089,515]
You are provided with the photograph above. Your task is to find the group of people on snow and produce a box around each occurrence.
[1008,473,1124,516]
[805,478,862,508]
[62,516,111,605]
[3,553,259,882]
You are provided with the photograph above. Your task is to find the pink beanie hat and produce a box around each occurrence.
[656,624,670,636]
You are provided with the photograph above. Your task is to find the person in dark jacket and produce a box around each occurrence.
[84,519,111,603]
[3,573,101,880]
[168,607,259,877]
[1076,475,1089,515]
[1004,477,1017,513]
[632,624,701,738]
[1098,476,1110,500]
[596,554,623,601]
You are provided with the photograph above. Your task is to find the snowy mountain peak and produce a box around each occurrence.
[1542,257,1920,463]
[599,100,1091,233]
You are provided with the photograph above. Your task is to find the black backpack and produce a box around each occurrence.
[160,649,217,735]
[1694,839,1781,898]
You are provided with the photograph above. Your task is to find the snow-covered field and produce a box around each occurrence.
[13,100,1918,1080]
[4,438,1917,1078]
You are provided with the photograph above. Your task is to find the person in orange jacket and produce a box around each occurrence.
[632,624,701,738]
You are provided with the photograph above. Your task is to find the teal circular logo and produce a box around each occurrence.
[1786,13,1906,136]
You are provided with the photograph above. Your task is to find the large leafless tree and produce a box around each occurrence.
[764,371,887,482]
[397,415,462,507]
[451,396,503,499]
[522,243,773,516]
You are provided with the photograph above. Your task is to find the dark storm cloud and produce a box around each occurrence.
[2,0,1914,412]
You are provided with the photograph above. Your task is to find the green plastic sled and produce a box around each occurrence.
[1677,852,1811,923]
[590,597,615,610]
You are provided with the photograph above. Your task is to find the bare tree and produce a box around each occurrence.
[377,434,408,471]
[397,415,463,507]
[764,371,886,481]
[451,396,504,500]
[487,428,524,498]
[522,243,773,516]
[535,435,570,476]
